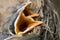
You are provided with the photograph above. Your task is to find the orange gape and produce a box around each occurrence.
[14,13,43,34]
[14,1,43,35]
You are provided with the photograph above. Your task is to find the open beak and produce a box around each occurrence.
[14,1,42,35]
[14,13,43,34]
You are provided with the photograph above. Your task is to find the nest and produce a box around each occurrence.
[3,0,60,40]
